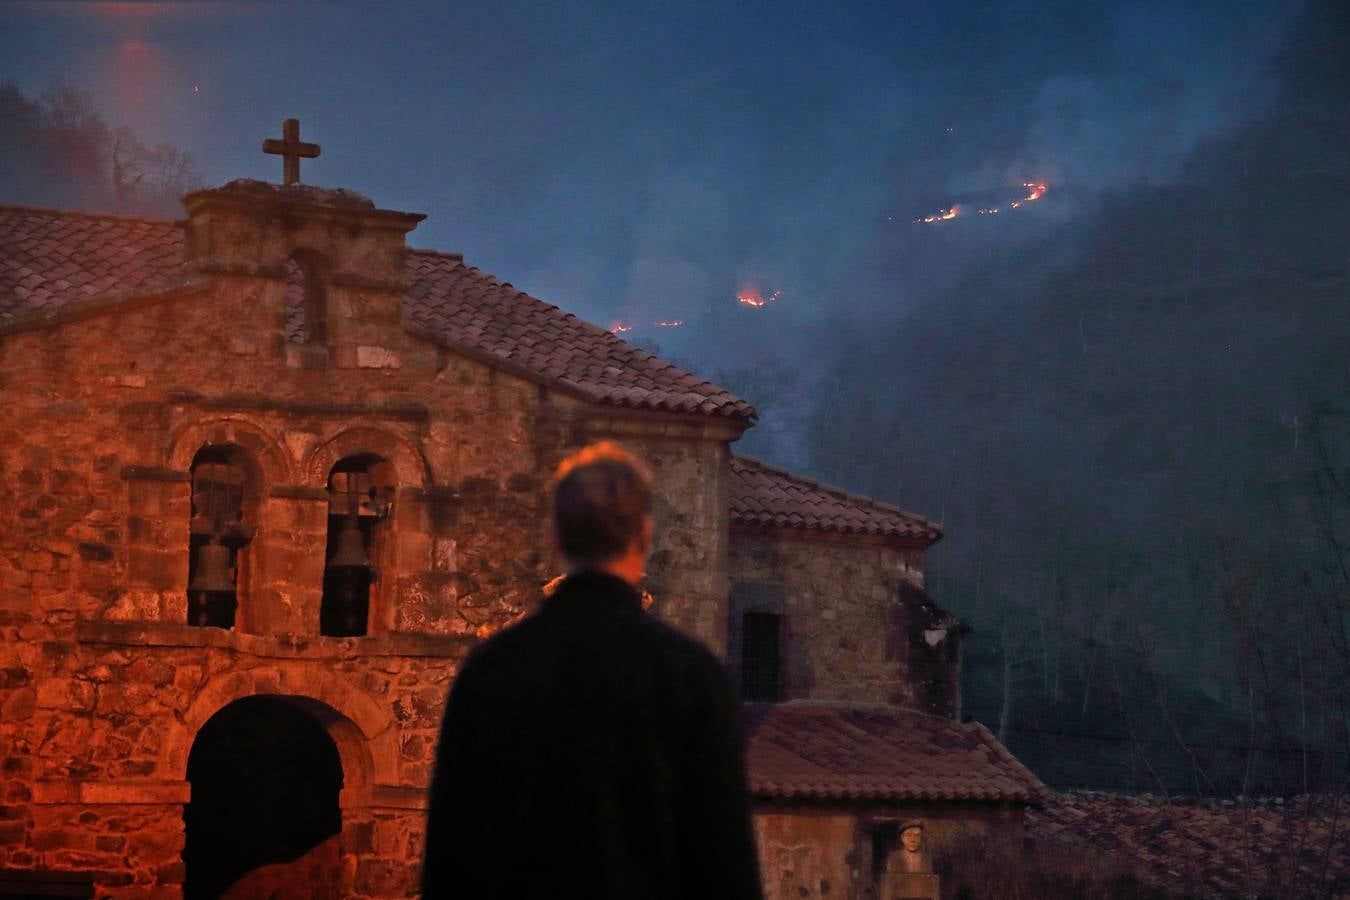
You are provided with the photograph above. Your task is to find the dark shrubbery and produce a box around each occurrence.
[933,835,1185,900]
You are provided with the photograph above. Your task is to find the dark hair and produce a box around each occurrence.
[552,442,652,567]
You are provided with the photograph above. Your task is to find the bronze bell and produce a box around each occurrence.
[327,518,371,570]
[189,541,235,594]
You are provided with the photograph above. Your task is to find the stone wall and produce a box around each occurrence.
[755,810,858,899]
[595,425,734,654]
[19,799,187,897]
[727,530,959,714]
[0,250,736,895]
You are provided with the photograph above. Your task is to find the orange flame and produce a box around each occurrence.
[917,205,959,224]
[737,289,781,308]
[609,321,633,334]
[1009,181,1047,208]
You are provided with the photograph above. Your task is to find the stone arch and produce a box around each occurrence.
[183,694,344,899]
[163,667,398,805]
[167,415,293,486]
[305,425,429,488]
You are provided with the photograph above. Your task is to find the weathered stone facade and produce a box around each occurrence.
[0,177,1033,898]
[0,183,746,897]
[727,531,960,714]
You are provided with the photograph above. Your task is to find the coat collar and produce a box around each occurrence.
[545,570,644,613]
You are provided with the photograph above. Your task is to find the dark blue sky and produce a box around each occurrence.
[1,1,1298,370]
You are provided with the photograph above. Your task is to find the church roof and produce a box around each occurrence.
[0,203,753,420]
[405,249,751,418]
[743,702,1050,803]
[0,205,185,320]
[730,455,942,544]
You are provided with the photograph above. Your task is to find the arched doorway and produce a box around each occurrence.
[183,695,344,899]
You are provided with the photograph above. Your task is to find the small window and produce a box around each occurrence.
[284,251,327,345]
[741,612,782,701]
[188,446,256,628]
[321,455,394,636]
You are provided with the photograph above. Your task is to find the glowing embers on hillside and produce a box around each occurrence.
[608,319,686,335]
[917,181,1048,223]
[737,289,782,309]
[604,286,779,338]
[1009,181,1047,209]
[916,206,960,224]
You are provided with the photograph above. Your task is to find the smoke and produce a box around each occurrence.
[525,1,1300,394]
[1013,5,1287,191]
[0,0,1303,383]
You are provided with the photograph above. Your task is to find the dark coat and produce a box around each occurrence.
[421,571,762,899]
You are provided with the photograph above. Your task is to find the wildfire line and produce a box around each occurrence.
[915,181,1047,224]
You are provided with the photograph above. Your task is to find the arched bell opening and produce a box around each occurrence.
[187,444,259,629]
[321,454,396,637]
[182,695,344,899]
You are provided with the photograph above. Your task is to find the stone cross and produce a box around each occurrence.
[262,118,321,185]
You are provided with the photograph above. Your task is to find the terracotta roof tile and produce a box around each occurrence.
[0,205,184,322]
[1029,791,1350,898]
[403,249,753,418]
[744,703,1049,803]
[730,455,942,543]
[0,204,753,420]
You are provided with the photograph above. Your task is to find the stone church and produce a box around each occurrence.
[0,127,1044,898]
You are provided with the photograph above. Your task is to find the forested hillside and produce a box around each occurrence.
[0,81,200,217]
[802,0,1350,792]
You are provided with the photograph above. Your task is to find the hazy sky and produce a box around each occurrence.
[0,0,1300,370]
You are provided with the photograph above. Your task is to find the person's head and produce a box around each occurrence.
[551,442,653,582]
[900,823,924,852]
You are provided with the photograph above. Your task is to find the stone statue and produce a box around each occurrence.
[888,820,930,873]
[880,820,939,900]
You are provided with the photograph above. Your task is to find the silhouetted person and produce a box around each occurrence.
[421,442,762,899]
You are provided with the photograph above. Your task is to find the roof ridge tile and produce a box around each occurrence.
[730,454,941,542]
[0,201,181,228]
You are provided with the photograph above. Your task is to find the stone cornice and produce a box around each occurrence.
[268,484,330,500]
[120,465,192,483]
[583,410,747,442]
[75,621,473,659]
[730,520,935,549]
[165,390,430,422]
[182,179,426,233]
[32,779,191,806]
